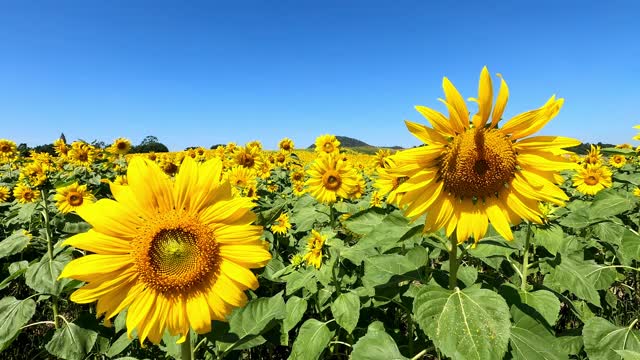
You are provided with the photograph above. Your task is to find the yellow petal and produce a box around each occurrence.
[474,66,493,128]
[490,73,509,128]
[220,259,259,290]
[63,230,130,255]
[219,243,272,268]
[186,292,212,334]
[485,198,514,241]
[414,106,455,135]
[443,77,470,129]
[126,157,175,213]
[213,273,248,307]
[404,120,447,145]
[174,156,199,211]
[126,289,156,340]
[60,254,132,281]
[76,199,140,240]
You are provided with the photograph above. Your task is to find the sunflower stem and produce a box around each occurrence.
[448,234,459,290]
[41,189,59,329]
[521,223,532,291]
[181,331,193,360]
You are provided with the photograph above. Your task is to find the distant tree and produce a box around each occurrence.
[17,143,28,157]
[91,140,107,149]
[140,136,160,146]
[32,144,56,155]
[210,144,225,149]
[60,133,67,143]
[131,135,169,153]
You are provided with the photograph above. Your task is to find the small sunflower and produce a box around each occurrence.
[270,213,292,235]
[53,138,68,157]
[233,146,262,170]
[54,182,95,214]
[19,161,50,187]
[226,166,258,197]
[0,139,18,162]
[633,187,640,198]
[278,138,295,152]
[305,155,358,204]
[633,125,640,141]
[303,229,326,269]
[292,182,306,197]
[110,138,132,155]
[68,141,97,167]
[13,183,40,204]
[608,155,626,168]
[374,160,408,205]
[370,191,383,208]
[573,164,612,195]
[350,173,366,199]
[314,135,341,156]
[0,186,10,202]
[59,157,271,345]
[584,145,602,166]
[373,149,393,168]
[392,67,579,243]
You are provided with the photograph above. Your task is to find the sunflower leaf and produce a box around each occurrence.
[330,291,360,334]
[0,296,37,352]
[45,321,98,360]
[509,307,568,360]
[351,321,409,360]
[0,230,31,259]
[583,317,640,360]
[413,284,511,360]
[25,249,72,296]
[289,319,334,360]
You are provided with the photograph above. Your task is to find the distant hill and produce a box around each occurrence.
[566,142,615,155]
[307,136,402,153]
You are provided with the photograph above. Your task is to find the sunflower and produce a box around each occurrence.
[233,146,262,170]
[350,172,366,199]
[58,157,272,345]
[54,182,95,214]
[270,213,292,235]
[634,125,640,141]
[0,186,10,202]
[303,229,326,269]
[370,191,383,208]
[225,166,258,197]
[19,161,49,187]
[374,160,407,205]
[278,138,295,152]
[305,155,358,204]
[292,182,306,197]
[0,139,18,162]
[608,155,626,168]
[616,143,633,149]
[392,67,579,243]
[274,151,289,168]
[53,138,68,157]
[68,141,97,167]
[572,164,612,195]
[13,183,40,204]
[110,138,132,155]
[315,135,341,156]
[373,149,393,168]
[583,145,602,166]
[290,168,305,183]
[633,187,640,198]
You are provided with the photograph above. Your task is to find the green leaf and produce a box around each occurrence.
[591,221,626,246]
[544,253,611,307]
[281,296,307,345]
[362,254,419,289]
[62,221,91,234]
[284,267,317,295]
[0,261,29,291]
[601,147,635,155]
[0,230,31,259]
[590,190,635,218]
[413,285,511,360]
[289,319,334,360]
[45,321,98,360]
[344,208,387,235]
[219,293,286,353]
[106,332,133,357]
[615,350,640,360]
[519,289,561,326]
[620,229,640,266]
[559,208,593,228]
[25,250,72,295]
[532,225,564,255]
[0,296,37,351]
[509,308,568,360]
[342,212,414,264]
[468,236,518,258]
[351,321,409,360]
[583,317,640,360]
[330,291,360,334]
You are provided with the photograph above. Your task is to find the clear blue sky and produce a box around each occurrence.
[1,0,639,150]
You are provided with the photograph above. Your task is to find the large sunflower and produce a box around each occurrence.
[392,67,579,244]
[59,157,272,344]
[305,154,358,204]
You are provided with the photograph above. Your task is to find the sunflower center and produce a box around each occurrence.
[282,143,291,151]
[133,211,219,293]
[323,143,334,153]
[0,145,10,152]
[239,153,255,168]
[439,128,516,199]
[585,175,599,185]
[117,142,127,150]
[322,171,342,191]
[78,153,88,161]
[23,191,34,200]
[68,193,83,206]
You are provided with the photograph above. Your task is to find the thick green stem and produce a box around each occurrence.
[521,224,532,291]
[181,331,193,360]
[449,234,459,290]
[41,190,59,329]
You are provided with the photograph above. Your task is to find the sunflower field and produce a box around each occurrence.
[1,68,640,360]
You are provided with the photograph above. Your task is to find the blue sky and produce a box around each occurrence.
[1,0,639,150]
